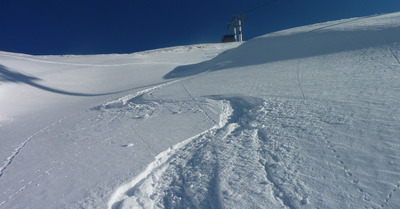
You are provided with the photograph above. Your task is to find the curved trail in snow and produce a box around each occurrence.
[0,117,72,178]
[104,62,233,209]
[108,94,400,209]
[107,96,307,209]
[108,100,233,209]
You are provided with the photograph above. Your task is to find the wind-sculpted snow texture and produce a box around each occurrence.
[2,12,400,209]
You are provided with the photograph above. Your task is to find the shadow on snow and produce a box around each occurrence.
[0,64,125,97]
[164,23,400,79]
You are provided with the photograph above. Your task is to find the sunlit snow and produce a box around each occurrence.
[1,12,400,209]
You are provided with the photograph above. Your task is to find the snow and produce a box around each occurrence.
[1,12,400,209]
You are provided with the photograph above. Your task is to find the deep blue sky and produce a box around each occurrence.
[1,0,400,55]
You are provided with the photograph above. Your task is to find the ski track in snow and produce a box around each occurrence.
[377,31,400,66]
[0,117,69,178]
[94,73,208,111]
[93,81,179,110]
[0,167,55,207]
[181,81,217,125]
[296,60,305,99]
[130,124,157,156]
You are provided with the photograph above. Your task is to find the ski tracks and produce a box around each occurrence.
[0,117,73,207]
[103,54,400,208]
[296,60,306,99]
[181,81,217,125]
[108,97,314,209]
[0,117,69,178]
[107,100,233,209]
[0,167,56,207]
[108,94,400,209]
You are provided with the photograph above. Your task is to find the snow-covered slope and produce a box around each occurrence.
[2,12,400,209]
[0,43,240,208]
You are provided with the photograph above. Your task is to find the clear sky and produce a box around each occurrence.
[1,0,400,55]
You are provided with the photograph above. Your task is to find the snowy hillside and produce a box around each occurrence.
[1,12,400,209]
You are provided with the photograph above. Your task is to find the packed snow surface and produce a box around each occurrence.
[1,12,400,209]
